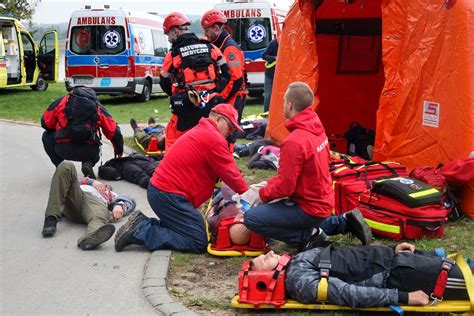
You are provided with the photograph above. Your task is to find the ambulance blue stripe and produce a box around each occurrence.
[66,50,130,66]
[244,48,266,61]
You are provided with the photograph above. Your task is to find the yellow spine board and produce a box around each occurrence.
[231,253,474,312]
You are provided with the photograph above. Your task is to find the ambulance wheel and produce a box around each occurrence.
[31,76,48,91]
[137,81,151,102]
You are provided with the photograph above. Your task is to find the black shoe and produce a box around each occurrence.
[42,215,58,237]
[298,229,331,252]
[115,210,146,252]
[147,117,156,126]
[345,209,373,245]
[130,118,139,131]
[81,162,96,179]
[78,224,116,250]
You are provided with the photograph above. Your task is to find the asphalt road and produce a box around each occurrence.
[0,121,157,314]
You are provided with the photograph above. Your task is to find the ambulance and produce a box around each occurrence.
[0,17,58,91]
[214,0,287,96]
[65,6,168,102]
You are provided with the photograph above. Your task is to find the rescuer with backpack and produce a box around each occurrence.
[41,86,124,179]
[160,12,232,150]
[201,9,247,124]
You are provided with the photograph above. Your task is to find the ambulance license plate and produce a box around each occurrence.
[74,77,93,85]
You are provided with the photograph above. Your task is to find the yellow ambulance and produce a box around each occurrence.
[0,17,58,91]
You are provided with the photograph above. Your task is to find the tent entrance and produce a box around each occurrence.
[314,16,384,155]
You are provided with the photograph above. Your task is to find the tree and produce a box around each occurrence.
[0,0,41,21]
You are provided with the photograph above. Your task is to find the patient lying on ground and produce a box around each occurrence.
[250,243,471,308]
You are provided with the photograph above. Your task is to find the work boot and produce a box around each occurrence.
[42,215,58,237]
[130,118,139,131]
[298,228,331,252]
[115,210,146,252]
[81,161,96,179]
[344,209,372,245]
[147,117,156,126]
[78,224,116,250]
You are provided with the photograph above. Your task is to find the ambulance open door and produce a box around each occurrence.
[0,32,7,86]
[38,30,58,82]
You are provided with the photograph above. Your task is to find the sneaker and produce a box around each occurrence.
[42,215,58,237]
[298,229,331,252]
[130,118,139,131]
[147,117,156,126]
[78,224,116,250]
[81,161,96,179]
[345,209,372,245]
[115,210,146,252]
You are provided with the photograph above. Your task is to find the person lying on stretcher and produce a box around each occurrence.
[207,183,252,245]
[250,243,471,308]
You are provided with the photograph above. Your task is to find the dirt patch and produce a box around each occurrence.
[167,253,245,315]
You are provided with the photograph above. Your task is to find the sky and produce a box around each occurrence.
[33,0,295,24]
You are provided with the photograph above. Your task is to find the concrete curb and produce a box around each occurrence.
[142,251,198,316]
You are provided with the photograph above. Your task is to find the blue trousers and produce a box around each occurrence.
[134,185,208,253]
[244,200,347,244]
[263,75,274,112]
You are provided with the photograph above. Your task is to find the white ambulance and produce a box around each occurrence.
[214,0,287,97]
[65,6,168,102]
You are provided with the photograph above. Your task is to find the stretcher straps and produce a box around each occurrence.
[265,255,291,302]
[431,258,455,301]
[451,253,474,310]
[316,246,332,302]
[240,261,251,302]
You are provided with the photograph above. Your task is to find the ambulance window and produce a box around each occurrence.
[39,32,55,55]
[152,29,168,57]
[70,25,125,55]
[226,18,271,51]
[132,26,154,56]
[20,33,34,55]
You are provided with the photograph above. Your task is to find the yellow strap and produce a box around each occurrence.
[265,61,276,68]
[409,188,440,198]
[317,277,329,302]
[451,253,474,310]
[365,218,401,234]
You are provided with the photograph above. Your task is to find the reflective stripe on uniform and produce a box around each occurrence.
[161,70,171,78]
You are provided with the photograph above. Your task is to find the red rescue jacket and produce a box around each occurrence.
[150,118,248,207]
[259,107,334,218]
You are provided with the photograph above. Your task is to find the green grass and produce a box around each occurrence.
[185,297,229,310]
[0,82,265,124]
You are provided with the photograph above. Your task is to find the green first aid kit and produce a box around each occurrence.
[371,177,443,208]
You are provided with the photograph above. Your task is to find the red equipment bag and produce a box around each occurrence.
[238,254,291,308]
[410,166,448,192]
[334,179,369,215]
[211,217,267,252]
[358,191,449,240]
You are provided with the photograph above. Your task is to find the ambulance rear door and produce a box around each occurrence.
[38,30,59,82]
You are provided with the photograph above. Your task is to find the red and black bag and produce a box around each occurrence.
[358,181,448,240]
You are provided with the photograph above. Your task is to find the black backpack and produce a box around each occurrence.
[57,87,100,143]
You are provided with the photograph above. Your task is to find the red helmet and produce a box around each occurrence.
[201,9,227,28]
[163,12,190,34]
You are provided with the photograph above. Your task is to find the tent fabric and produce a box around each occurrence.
[266,0,474,215]
[266,0,474,171]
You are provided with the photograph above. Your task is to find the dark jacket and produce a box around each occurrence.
[262,39,278,79]
[98,153,159,188]
[286,245,467,308]
[41,87,123,157]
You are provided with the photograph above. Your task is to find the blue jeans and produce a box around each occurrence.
[244,200,347,244]
[134,185,208,253]
[263,75,274,112]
